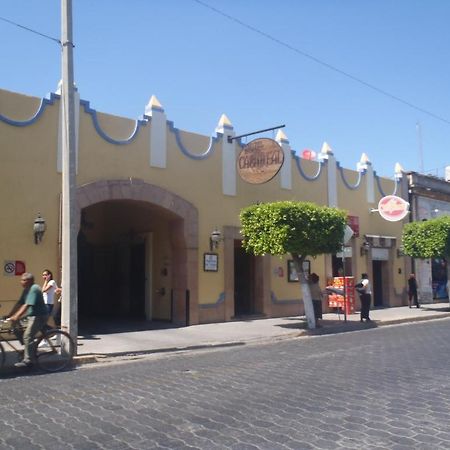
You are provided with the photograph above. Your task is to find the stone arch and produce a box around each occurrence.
[76,178,199,325]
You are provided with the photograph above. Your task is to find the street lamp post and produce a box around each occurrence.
[61,0,78,347]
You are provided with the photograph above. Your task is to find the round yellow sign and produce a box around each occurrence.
[236,138,284,184]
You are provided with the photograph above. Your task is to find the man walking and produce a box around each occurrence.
[8,273,49,368]
[408,273,420,308]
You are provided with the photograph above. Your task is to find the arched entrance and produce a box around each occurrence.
[75,179,199,327]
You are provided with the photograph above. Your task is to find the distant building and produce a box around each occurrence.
[0,86,409,327]
[405,171,450,302]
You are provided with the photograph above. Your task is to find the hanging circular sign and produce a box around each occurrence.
[302,149,316,160]
[378,195,410,222]
[237,138,284,184]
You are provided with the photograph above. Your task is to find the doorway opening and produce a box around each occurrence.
[372,260,387,307]
[77,200,176,327]
[234,240,257,317]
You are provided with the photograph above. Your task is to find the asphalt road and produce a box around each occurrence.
[1,319,450,450]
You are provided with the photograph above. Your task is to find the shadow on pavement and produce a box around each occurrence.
[79,318,178,336]
[308,320,378,336]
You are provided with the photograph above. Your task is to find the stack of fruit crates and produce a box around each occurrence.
[327,276,355,314]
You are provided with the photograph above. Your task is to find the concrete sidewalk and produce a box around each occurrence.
[2,302,450,372]
[74,301,450,365]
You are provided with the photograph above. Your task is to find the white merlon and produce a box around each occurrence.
[365,159,375,203]
[146,95,167,168]
[357,152,370,172]
[319,141,333,160]
[216,114,236,196]
[394,162,404,179]
[326,145,338,207]
[276,130,291,190]
[215,113,233,133]
[145,95,164,115]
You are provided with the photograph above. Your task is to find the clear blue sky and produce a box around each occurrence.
[1,0,449,178]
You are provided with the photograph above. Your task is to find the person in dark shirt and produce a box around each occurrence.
[408,273,420,308]
[8,272,49,368]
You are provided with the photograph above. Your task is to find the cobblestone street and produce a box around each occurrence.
[1,319,450,449]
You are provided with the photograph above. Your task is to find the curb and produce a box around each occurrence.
[72,313,450,367]
[2,313,449,373]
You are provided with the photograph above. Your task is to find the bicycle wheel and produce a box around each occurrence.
[34,329,74,372]
[0,343,5,370]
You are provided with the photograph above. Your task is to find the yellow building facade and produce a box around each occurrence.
[0,87,409,326]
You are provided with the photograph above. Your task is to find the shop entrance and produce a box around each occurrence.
[372,260,385,307]
[234,241,256,317]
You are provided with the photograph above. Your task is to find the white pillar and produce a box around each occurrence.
[145,95,167,168]
[320,142,338,207]
[358,153,374,204]
[216,114,236,196]
[276,129,292,190]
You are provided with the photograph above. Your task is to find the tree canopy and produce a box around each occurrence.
[402,215,450,259]
[240,201,347,258]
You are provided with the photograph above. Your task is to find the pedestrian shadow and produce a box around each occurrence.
[419,305,450,313]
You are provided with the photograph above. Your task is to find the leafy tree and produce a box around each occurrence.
[240,201,348,329]
[402,215,450,281]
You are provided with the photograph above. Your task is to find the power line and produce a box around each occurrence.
[0,15,61,45]
[192,0,450,127]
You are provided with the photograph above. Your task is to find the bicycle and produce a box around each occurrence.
[0,318,75,372]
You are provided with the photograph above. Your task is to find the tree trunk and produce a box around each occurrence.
[292,254,316,329]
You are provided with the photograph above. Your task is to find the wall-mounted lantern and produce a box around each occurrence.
[33,213,46,244]
[209,228,222,252]
[360,240,370,257]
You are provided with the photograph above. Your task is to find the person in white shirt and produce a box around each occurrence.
[41,269,58,315]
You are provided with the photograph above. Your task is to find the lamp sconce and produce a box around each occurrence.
[209,228,223,252]
[360,240,370,257]
[396,247,404,258]
[33,213,46,244]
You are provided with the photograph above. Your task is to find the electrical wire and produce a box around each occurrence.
[0,15,61,45]
[192,0,450,127]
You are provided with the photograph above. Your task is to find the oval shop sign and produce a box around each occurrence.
[378,195,410,222]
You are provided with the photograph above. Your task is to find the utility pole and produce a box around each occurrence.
[61,0,78,348]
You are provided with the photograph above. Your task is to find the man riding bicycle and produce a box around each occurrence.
[7,272,49,368]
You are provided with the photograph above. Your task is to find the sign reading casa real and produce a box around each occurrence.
[377,195,410,222]
[237,138,284,184]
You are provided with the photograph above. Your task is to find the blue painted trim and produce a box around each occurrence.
[168,121,217,160]
[294,154,323,181]
[374,171,397,197]
[81,100,148,145]
[199,292,225,309]
[271,291,301,305]
[0,92,59,126]
[337,163,364,190]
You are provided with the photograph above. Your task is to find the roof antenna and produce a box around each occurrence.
[416,121,424,173]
